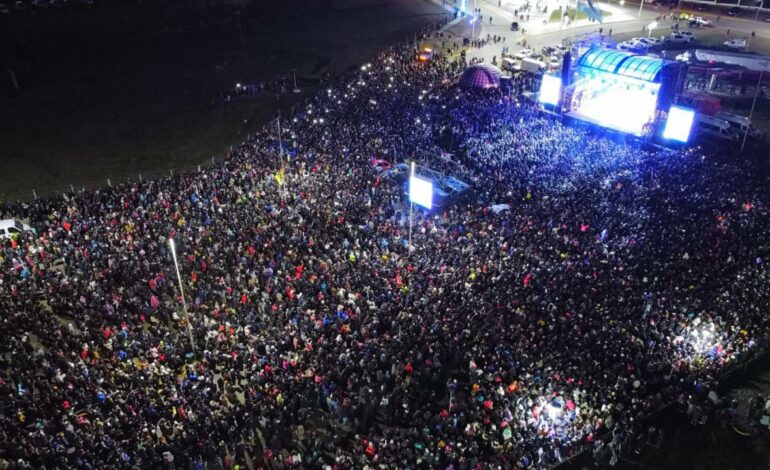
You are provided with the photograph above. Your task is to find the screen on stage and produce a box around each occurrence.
[568,73,660,135]
[663,106,695,143]
[409,175,433,210]
[538,75,562,106]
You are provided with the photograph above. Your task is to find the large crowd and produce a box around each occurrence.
[2,37,770,470]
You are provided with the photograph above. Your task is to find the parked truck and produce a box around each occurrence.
[520,57,546,74]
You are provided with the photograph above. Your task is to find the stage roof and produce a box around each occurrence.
[577,48,665,83]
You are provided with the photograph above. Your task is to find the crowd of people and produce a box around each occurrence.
[2,36,770,470]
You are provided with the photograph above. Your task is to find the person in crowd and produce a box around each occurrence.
[1,38,769,470]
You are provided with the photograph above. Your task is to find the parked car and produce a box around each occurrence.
[637,37,660,47]
[727,7,742,16]
[0,219,36,240]
[541,45,557,56]
[548,55,561,69]
[679,31,696,39]
[668,32,695,43]
[0,2,9,14]
[32,0,49,7]
[696,4,710,11]
[619,39,647,51]
[511,21,519,31]
[515,47,534,60]
[689,17,710,27]
[14,0,26,11]
[724,38,747,49]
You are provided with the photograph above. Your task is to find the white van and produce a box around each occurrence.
[520,57,546,74]
[714,111,759,137]
[694,115,738,141]
[501,57,517,72]
[0,219,36,240]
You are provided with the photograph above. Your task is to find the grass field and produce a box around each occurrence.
[0,0,449,201]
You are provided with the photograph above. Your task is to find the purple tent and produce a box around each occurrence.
[459,64,502,90]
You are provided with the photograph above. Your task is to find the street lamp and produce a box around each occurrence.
[741,70,763,151]
[408,161,415,252]
[168,238,196,354]
[292,70,301,94]
[647,21,658,37]
[638,0,644,17]
[471,0,478,39]
[754,0,763,22]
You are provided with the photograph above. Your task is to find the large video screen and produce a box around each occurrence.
[663,106,695,143]
[409,175,433,210]
[569,73,660,136]
[538,75,562,106]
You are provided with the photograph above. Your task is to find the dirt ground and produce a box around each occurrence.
[0,0,449,201]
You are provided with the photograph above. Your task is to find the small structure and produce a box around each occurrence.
[459,64,502,90]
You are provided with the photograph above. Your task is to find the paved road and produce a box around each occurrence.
[432,0,770,61]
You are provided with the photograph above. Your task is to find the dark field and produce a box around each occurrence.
[0,0,448,201]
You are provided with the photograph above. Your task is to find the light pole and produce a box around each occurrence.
[647,21,658,37]
[755,0,763,22]
[638,0,644,17]
[292,70,301,94]
[277,113,285,162]
[741,70,763,151]
[471,0,478,39]
[408,161,415,252]
[168,238,195,353]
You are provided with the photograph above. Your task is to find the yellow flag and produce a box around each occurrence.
[275,168,285,186]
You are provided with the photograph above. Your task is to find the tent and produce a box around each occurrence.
[459,64,502,90]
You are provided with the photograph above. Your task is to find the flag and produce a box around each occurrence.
[275,168,285,186]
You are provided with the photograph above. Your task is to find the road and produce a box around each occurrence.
[432,0,770,61]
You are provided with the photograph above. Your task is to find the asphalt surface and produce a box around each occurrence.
[432,0,770,61]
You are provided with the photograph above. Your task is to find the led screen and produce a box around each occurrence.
[409,176,433,210]
[663,106,695,143]
[538,74,562,106]
[568,73,660,136]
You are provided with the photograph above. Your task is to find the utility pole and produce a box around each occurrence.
[235,10,244,45]
[169,238,196,354]
[471,0,478,39]
[741,70,763,151]
[277,113,284,162]
[639,0,644,17]
[408,161,415,252]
